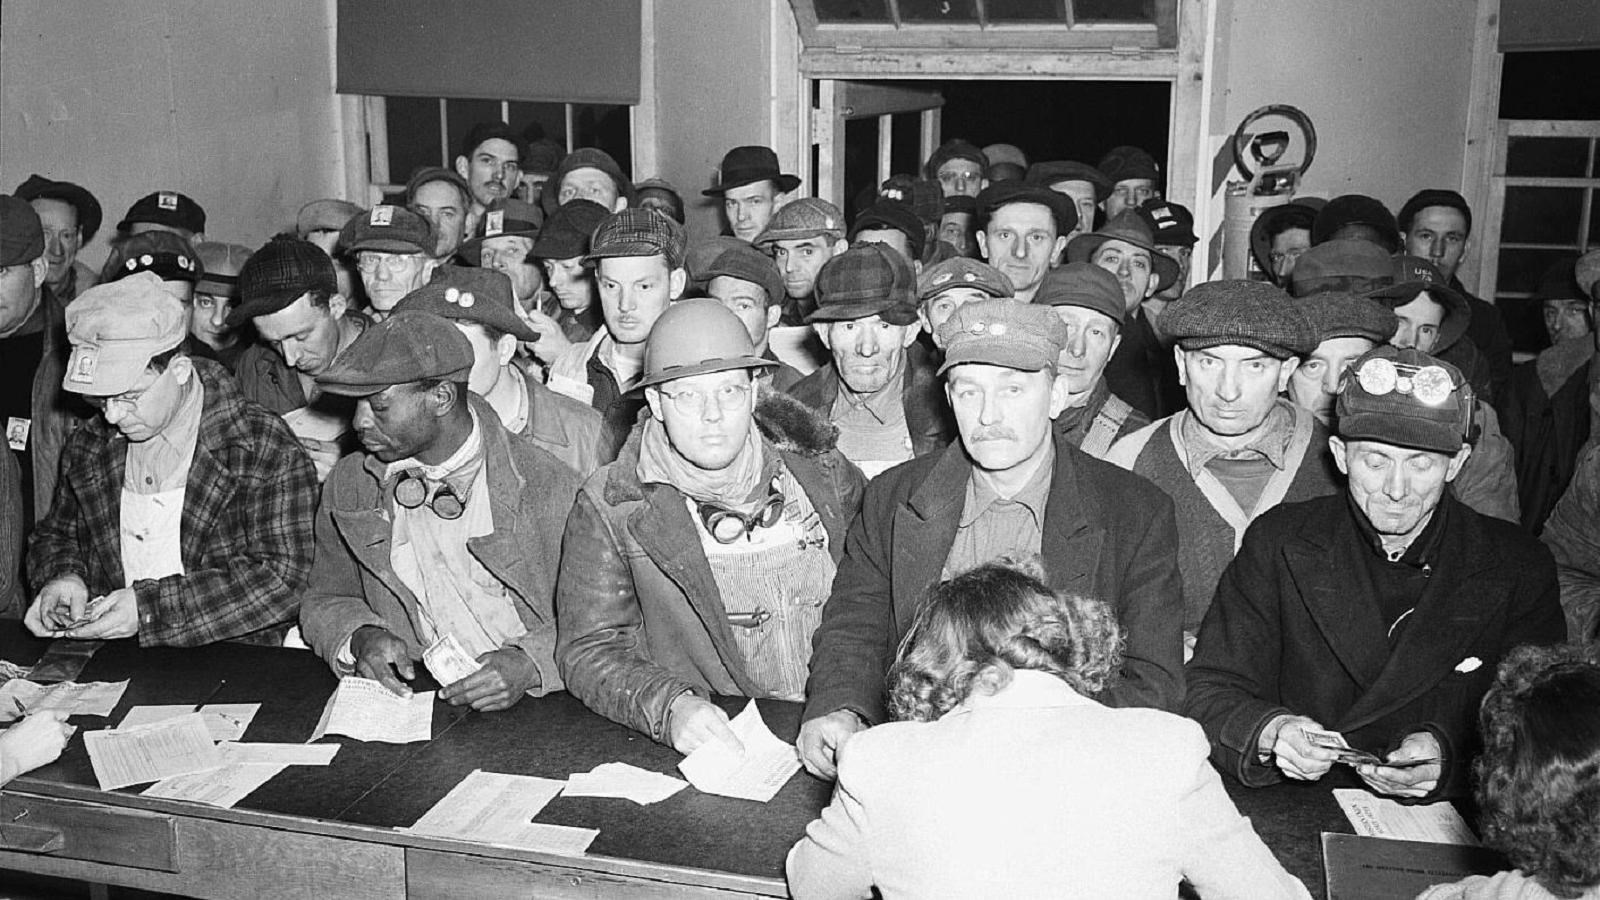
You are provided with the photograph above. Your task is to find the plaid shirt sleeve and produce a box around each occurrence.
[26,428,95,592]
[132,409,318,647]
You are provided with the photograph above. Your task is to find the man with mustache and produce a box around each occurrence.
[1187,346,1565,800]
[1107,281,1340,649]
[299,311,582,711]
[799,299,1184,779]
[453,122,526,237]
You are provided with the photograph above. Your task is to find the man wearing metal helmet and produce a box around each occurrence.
[300,312,583,712]
[1187,346,1565,801]
[557,299,864,753]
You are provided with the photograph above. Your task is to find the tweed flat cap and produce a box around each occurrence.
[1162,279,1317,359]
[586,208,687,269]
[808,243,918,325]
[230,236,338,326]
[316,311,474,396]
[1031,262,1125,325]
[1297,291,1398,344]
[755,198,846,247]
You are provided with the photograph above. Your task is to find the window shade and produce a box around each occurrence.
[336,1,641,104]
[1500,0,1600,51]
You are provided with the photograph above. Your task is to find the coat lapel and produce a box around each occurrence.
[1283,514,1391,689]
[467,429,551,616]
[893,443,969,629]
[1039,442,1101,594]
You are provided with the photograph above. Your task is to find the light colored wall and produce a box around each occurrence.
[1208,0,1477,213]
[0,0,344,268]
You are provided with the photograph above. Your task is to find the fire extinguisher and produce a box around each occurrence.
[1222,105,1316,281]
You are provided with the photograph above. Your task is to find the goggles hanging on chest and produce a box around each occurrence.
[393,469,466,520]
[696,480,785,544]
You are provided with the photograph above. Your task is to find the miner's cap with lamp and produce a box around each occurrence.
[1337,346,1474,455]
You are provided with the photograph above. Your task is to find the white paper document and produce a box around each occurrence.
[677,701,800,802]
[119,703,260,742]
[143,763,286,808]
[310,677,434,744]
[0,679,129,723]
[406,770,596,855]
[423,633,483,687]
[83,712,224,790]
[564,762,688,805]
[218,742,339,767]
[1334,788,1479,845]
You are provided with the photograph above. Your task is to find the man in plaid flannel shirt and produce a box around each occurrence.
[24,273,316,646]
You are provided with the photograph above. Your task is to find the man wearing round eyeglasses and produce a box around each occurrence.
[299,311,582,712]
[339,205,436,319]
[557,298,864,754]
[24,272,317,646]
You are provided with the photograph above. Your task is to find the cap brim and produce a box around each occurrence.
[1337,413,1463,455]
[62,345,156,397]
[938,348,1054,376]
[805,302,920,326]
[754,227,841,247]
[585,242,670,264]
[637,355,777,388]
[346,239,428,255]
[1067,232,1179,292]
[312,379,390,398]
[702,174,802,197]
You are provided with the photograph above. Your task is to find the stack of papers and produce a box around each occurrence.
[83,712,222,790]
[310,677,434,743]
[564,763,688,805]
[406,770,598,855]
[119,703,260,742]
[678,701,800,802]
[0,679,129,723]
[218,742,340,766]
[1333,789,1479,845]
[141,742,339,808]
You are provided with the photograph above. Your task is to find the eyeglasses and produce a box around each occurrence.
[697,483,785,544]
[656,382,752,416]
[355,253,418,276]
[84,369,165,413]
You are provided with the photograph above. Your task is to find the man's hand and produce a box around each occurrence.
[797,709,866,780]
[56,588,138,640]
[1261,714,1340,781]
[520,308,574,365]
[0,710,75,784]
[667,694,743,757]
[439,648,538,712]
[24,575,89,636]
[1358,731,1442,798]
[351,626,414,696]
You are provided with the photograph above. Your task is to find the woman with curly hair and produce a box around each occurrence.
[1419,644,1600,900]
[786,560,1309,899]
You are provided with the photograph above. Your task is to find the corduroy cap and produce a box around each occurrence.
[316,311,474,397]
[983,144,1028,169]
[702,146,801,197]
[808,244,919,325]
[229,236,339,326]
[340,205,432,255]
[1065,210,1180,293]
[1297,291,1398,344]
[1250,197,1327,281]
[974,181,1079,237]
[917,258,1014,303]
[14,175,103,244]
[754,198,846,246]
[395,266,537,343]
[117,191,206,235]
[850,201,926,250]
[0,195,45,266]
[529,199,609,261]
[1288,238,1395,298]
[586,208,687,269]
[549,148,635,208]
[296,199,362,237]
[194,242,252,299]
[704,244,785,307]
[923,139,989,180]
[1533,256,1585,302]
[1337,346,1473,454]
[404,166,471,207]
[639,298,775,388]
[63,273,187,396]
[1362,255,1472,352]
[1162,279,1317,359]
[1026,161,1113,201]
[460,198,543,263]
[1397,189,1472,236]
[1030,262,1126,325]
[1312,194,1400,253]
[1097,146,1161,184]
[936,298,1067,375]
[1138,198,1197,248]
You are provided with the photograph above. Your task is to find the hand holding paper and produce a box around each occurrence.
[678,701,800,802]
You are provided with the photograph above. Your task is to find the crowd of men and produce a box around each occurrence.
[3,125,1598,852]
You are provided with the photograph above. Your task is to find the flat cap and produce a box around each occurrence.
[14,175,102,244]
[1098,145,1161,184]
[296,199,362,237]
[850,201,926,250]
[118,191,206,235]
[395,266,537,343]
[0,195,44,267]
[106,231,200,285]
[63,272,187,396]
[194,242,253,299]
[1312,194,1400,253]
[586,208,687,269]
[1575,249,1600,299]
[1337,346,1474,454]
[809,244,919,326]
[1297,291,1398,344]
[230,236,339,326]
[1162,279,1317,359]
[974,181,1078,238]
[340,205,432,255]
[460,198,543,263]
[918,257,1014,303]
[704,244,785,307]
[1288,238,1395,298]
[983,143,1028,169]
[937,298,1067,375]
[1031,262,1125,325]
[923,139,989,180]
[529,199,609,261]
[548,148,635,209]
[1397,189,1472,236]
[316,311,474,397]
[1026,161,1112,201]
[754,197,846,246]
[1066,210,1180,293]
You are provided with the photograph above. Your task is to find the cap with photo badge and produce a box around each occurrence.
[340,204,433,255]
[62,272,188,396]
[117,190,206,236]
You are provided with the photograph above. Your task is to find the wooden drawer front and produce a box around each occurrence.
[406,848,779,899]
[0,793,176,871]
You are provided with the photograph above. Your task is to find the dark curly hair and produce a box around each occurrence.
[886,559,1123,723]
[1475,643,1600,898]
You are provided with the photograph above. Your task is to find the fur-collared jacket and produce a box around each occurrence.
[555,391,866,744]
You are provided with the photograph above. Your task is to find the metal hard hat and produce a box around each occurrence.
[638,298,776,388]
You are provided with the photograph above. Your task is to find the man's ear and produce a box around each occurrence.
[812,323,833,350]
[899,322,922,346]
[495,333,519,367]
[1445,443,1473,481]
[328,293,349,320]
[454,156,471,181]
[612,195,629,213]
[1275,357,1301,392]
[644,386,665,422]
[1049,235,1068,266]
[29,255,47,289]
[1172,344,1188,388]
[169,355,195,385]
[432,381,460,417]
[830,238,849,256]
[975,229,989,261]
[1328,435,1350,476]
[1047,369,1070,418]
[765,303,782,332]
[669,267,688,300]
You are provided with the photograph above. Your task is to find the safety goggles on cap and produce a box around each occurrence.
[1352,357,1457,406]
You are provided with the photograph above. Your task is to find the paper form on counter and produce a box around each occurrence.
[1334,789,1478,845]
[310,677,433,744]
[143,763,286,808]
[119,703,260,742]
[405,770,596,855]
[677,700,800,802]
[0,679,128,723]
[218,742,339,766]
[84,712,223,790]
[564,762,688,805]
